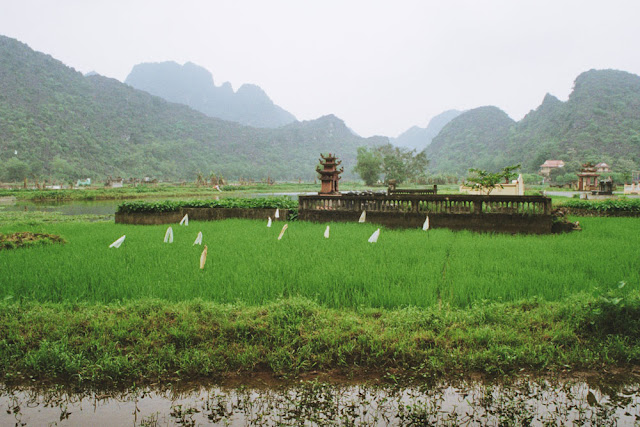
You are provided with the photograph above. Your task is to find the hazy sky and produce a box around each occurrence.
[2,0,639,137]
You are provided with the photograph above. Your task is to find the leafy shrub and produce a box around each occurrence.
[575,283,640,339]
[561,198,640,212]
[117,197,297,214]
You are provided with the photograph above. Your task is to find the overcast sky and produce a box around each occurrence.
[1,0,639,137]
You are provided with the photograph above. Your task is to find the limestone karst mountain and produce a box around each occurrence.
[125,61,297,128]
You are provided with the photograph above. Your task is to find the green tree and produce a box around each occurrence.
[353,146,383,185]
[3,158,30,182]
[354,144,429,185]
[464,164,521,195]
[50,156,75,181]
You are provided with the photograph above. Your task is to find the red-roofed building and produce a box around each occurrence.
[595,162,611,173]
[539,160,565,176]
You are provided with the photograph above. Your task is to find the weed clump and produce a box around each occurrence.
[0,232,66,251]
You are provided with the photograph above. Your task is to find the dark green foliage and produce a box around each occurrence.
[0,36,386,182]
[116,196,298,213]
[427,70,640,176]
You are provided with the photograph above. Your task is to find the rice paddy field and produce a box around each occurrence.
[1,212,639,386]
[0,217,638,308]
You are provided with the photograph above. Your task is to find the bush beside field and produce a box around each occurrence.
[559,198,640,213]
[116,196,297,214]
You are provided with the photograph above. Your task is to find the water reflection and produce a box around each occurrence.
[2,377,638,425]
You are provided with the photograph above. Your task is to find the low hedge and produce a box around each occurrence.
[560,198,640,213]
[116,196,298,214]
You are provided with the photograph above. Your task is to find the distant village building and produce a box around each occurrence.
[539,160,565,176]
[76,178,91,187]
[595,162,611,173]
[106,176,124,188]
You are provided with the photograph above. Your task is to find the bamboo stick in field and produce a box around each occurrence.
[278,224,288,240]
[200,245,208,269]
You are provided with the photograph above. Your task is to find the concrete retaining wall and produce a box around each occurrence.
[299,210,553,234]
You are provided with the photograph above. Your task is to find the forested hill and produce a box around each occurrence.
[0,35,386,181]
[427,69,640,176]
[393,109,462,151]
[125,62,297,128]
[426,107,515,175]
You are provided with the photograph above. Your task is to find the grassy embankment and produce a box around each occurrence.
[0,212,638,386]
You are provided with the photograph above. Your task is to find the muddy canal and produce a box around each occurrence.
[2,376,639,425]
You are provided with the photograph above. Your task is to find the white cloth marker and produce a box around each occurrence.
[359,211,366,223]
[324,225,330,239]
[193,231,203,245]
[109,235,125,248]
[275,208,280,219]
[423,216,430,231]
[179,214,189,226]
[267,217,272,228]
[164,227,173,243]
[368,228,380,243]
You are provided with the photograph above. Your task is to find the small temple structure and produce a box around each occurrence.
[576,163,600,191]
[316,153,343,195]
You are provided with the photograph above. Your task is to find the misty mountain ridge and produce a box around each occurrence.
[426,69,640,175]
[125,61,297,128]
[393,109,463,151]
[0,35,385,181]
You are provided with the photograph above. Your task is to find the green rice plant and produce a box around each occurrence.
[0,217,637,309]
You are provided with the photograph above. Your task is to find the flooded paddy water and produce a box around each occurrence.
[1,375,639,426]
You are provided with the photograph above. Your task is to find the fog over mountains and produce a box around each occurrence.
[0,35,385,181]
[125,62,297,129]
[426,69,640,175]
[2,32,640,182]
[392,110,463,151]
